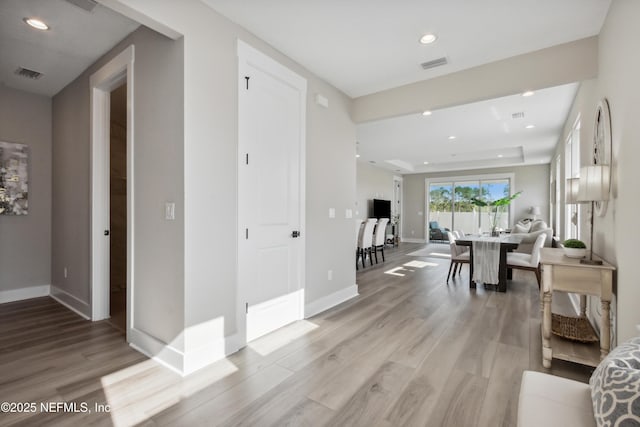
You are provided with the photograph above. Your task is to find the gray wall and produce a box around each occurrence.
[52,26,185,345]
[402,164,550,241]
[0,86,51,294]
[595,0,640,342]
[356,162,396,220]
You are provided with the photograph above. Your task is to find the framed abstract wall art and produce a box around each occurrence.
[0,141,29,215]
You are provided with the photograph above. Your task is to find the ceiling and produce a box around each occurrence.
[202,0,611,98]
[0,0,139,97]
[202,0,610,173]
[2,1,611,174]
[357,82,579,173]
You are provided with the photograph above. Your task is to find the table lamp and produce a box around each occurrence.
[529,206,541,220]
[577,165,610,265]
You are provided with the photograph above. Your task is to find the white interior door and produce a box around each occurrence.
[238,41,306,343]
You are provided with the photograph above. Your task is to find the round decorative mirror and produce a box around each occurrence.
[593,98,612,216]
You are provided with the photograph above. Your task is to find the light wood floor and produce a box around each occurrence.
[0,243,593,427]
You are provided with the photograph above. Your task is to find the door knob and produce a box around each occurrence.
[291,230,300,238]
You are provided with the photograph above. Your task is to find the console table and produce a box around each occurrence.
[540,248,615,368]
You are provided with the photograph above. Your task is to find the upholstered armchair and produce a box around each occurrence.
[429,221,450,242]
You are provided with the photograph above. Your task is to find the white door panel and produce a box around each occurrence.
[238,42,306,343]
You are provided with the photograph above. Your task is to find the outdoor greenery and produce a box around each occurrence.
[429,185,512,212]
[429,186,487,212]
[470,191,522,232]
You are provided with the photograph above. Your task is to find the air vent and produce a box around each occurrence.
[512,112,525,119]
[15,67,43,80]
[421,57,448,70]
[64,0,98,12]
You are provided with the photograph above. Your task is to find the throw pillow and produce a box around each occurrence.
[513,223,530,234]
[590,336,640,426]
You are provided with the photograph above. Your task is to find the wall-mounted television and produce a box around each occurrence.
[372,199,391,219]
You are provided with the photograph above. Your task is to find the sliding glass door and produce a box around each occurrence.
[428,183,453,231]
[427,175,513,240]
[453,182,480,235]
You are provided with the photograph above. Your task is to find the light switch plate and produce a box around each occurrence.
[345,209,353,219]
[165,202,175,220]
[329,208,335,218]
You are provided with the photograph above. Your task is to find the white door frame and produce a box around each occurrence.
[236,40,306,346]
[90,46,135,340]
[393,175,403,241]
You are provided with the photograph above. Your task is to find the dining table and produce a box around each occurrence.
[455,234,522,292]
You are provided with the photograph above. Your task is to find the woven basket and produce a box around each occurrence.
[551,314,599,343]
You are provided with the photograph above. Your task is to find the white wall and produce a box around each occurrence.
[402,164,550,241]
[596,0,640,342]
[356,162,395,220]
[103,0,356,371]
[0,86,51,300]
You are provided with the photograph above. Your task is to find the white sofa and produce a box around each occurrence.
[518,336,640,427]
[517,371,595,427]
[510,219,553,253]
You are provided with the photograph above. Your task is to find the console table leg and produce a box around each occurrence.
[542,291,552,368]
[601,300,611,360]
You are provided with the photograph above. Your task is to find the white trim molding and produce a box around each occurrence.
[49,286,91,319]
[402,238,427,244]
[89,45,135,342]
[305,285,359,318]
[0,285,50,304]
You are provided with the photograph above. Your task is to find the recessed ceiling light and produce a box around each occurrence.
[419,33,438,44]
[422,110,432,116]
[522,90,535,97]
[423,161,429,165]
[498,154,503,158]
[448,135,456,140]
[356,154,360,158]
[525,124,536,129]
[24,18,49,30]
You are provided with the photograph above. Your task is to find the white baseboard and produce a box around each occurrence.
[183,332,242,375]
[129,326,242,376]
[0,284,51,304]
[305,284,359,318]
[50,286,91,319]
[129,327,184,375]
[402,238,426,244]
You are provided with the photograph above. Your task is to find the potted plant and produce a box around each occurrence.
[562,239,587,259]
[471,191,522,236]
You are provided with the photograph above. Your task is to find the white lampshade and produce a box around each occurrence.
[577,165,610,202]
[530,206,541,216]
[565,177,580,204]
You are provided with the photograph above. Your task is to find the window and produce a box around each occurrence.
[565,118,581,240]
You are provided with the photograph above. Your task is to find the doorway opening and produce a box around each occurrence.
[90,45,134,342]
[108,83,127,331]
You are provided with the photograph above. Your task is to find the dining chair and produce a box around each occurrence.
[447,231,470,282]
[357,219,377,268]
[506,233,547,288]
[372,218,389,263]
[355,220,364,270]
